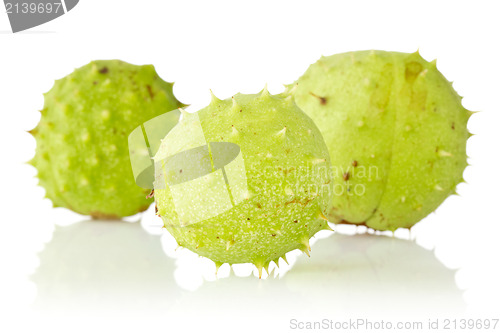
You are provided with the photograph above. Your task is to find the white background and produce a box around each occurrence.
[1,1,499,332]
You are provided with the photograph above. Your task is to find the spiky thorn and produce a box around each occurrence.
[300,246,310,257]
[215,261,223,277]
[210,89,222,106]
[299,237,311,257]
[28,127,38,136]
[310,155,327,165]
[284,93,295,105]
[419,68,428,78]
[254,261,264,279]
[260,84,270,99]
[231,124,239,136]
[430,59,437,68]
[303,238,312,252]
[283,83,298,96]
[268,266,276,279]
[318,210,328,221]
[275,126,287,139]
[467,110,479,119]
[263,262,271,277]
[322,222,334,232]
[273,258,280,269]
[229,98,243,116]
[437,149,453,157]
[231,96,236,107]
[318,209,333,231]
[281,254,289,265]
[251,257,271,279]
[256,266,263,279]
[282,83,292,95]
[226,239,235,251]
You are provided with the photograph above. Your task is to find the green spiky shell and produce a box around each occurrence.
[30,60,185,219]
[153,89,333,276]
[292,50,471,231]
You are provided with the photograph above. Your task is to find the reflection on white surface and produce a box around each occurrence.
[169,232,465,323]
[31,220,181,315]
[282,233,465,317]
[32,219,464,321]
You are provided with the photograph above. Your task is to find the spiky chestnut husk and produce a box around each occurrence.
[29,60,186,219]
[153,89,333,277]
[291,50,472,231]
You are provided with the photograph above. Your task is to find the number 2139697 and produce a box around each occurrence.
[5,2,63,14]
